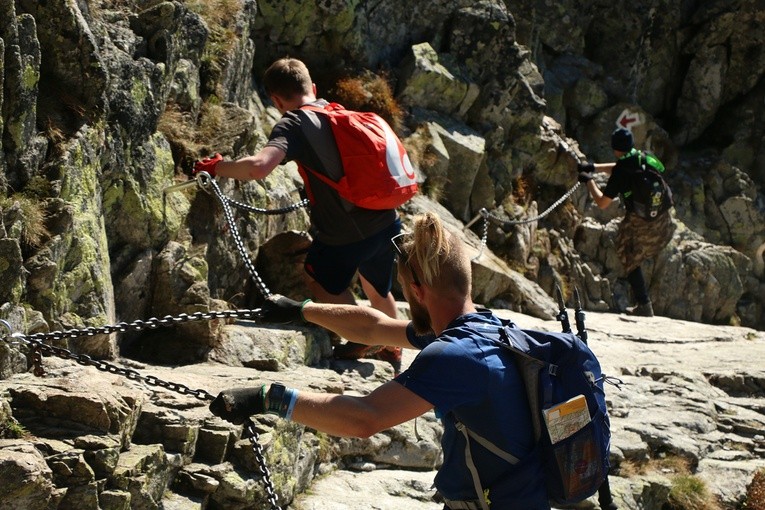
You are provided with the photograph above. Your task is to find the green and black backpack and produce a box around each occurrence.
[625,150,674,220]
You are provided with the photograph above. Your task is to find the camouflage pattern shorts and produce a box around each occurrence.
[616,211,675,274]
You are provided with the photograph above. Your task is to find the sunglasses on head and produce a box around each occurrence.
[391,233,421,286]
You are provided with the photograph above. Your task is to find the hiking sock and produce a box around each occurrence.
[626,267,649,305]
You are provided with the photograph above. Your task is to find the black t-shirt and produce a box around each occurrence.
[603,149,642,213]
[266,100,396,245]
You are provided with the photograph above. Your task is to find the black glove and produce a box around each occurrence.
[578,162,595,173]
[578,171,593,183]
[209,386,266,424]
[260,294,309,324]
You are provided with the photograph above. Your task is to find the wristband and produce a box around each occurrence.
[283,388,299,420]
[299,299,313,322]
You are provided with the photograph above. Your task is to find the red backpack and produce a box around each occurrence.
[298,103,418,210]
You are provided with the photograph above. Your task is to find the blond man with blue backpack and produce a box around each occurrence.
[210,212,611,509]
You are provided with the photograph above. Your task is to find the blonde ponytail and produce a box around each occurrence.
[404,212,471,295]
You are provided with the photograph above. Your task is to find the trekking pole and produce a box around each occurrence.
[554,284,572,334]
[573,287,588,344]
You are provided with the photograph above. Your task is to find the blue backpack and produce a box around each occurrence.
[456,318,611,508]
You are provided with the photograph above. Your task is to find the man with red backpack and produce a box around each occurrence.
[194,57,416,373]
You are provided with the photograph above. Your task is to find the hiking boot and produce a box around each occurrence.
[333,343,402,376]
[333,341,380,360]
[328,331,343,347]
[369,346,403,376]
[626,301,654,317]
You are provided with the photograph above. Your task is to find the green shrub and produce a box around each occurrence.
[0,418,29,439]
[667,474,720,510]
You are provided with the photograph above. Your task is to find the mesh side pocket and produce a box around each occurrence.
[549,419,604,502]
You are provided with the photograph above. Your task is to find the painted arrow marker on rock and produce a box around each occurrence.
[616,109,642,130]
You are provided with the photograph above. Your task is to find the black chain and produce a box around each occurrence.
[20,309,261,343]
[1,313,282,510]
[244,421,281,508]
[198,173,272,298]
[168,172,309,299]
[11,173,307,509]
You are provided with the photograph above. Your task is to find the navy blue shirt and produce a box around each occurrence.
[395,310,549,508]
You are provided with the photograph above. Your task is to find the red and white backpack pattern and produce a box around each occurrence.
[299,103,418,210]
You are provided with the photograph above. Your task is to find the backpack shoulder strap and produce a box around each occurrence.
[299,102,346,114]
[452,418,509,510]
[454,419,522,464]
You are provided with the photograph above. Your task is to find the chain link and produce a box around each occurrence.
[6,171,304,510]
[471,182,581,260]
[22,336,217,400]
[165,171,306,509]
[22,309,261,344]
[198,174,272,298]
[472,209,490,261]
[244,421,282,509]
[227,196,309,216]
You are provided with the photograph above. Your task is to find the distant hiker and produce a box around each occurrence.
[578,128,675,317]
[210,212,551,509]
[194,57,417,372]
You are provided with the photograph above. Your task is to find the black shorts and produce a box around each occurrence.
[304,218,402,296]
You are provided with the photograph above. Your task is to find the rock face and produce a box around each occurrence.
[0,0,764,509]
[0,309,763,509]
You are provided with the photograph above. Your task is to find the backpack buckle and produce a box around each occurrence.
[548,364,558,376]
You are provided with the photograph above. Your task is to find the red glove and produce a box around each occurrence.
[193,153,223,177]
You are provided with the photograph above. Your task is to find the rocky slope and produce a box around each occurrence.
[1,1,765,509]
[1,303,763,509]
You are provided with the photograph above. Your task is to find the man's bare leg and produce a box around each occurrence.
[306,274,382,360]
[359,275,397,319]
[306,278,356,306]
[359,275,402,375]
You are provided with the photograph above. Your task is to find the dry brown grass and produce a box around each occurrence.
[195,103,226,143]
[158,104,198,145]
[512,175,533,205]
[184,0,243,28]
[157,103,204,169]
[330,71,404,132]
[745,469,765,510]
[618,455,692,477]
[0,195,49,249]
[619,457,721,510]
